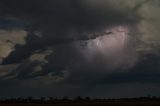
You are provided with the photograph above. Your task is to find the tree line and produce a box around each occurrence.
[0,95,160,104]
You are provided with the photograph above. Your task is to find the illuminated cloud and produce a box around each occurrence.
[0,30,27,63]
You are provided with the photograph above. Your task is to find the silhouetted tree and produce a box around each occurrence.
[75,96,83,101]
[85,97,91,101]
[63,96,69,101]
[27,96,33,103]
[49,97,53,101]
[40,97,46,103]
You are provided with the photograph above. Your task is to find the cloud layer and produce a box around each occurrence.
[0,0,160,97]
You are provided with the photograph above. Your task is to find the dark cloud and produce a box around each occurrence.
[0,0,160,98]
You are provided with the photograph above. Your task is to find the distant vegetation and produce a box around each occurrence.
[0,96,160,104]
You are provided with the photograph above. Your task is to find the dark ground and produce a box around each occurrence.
[1,102,160,106]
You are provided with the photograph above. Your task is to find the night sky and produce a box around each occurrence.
[0,0,160,98]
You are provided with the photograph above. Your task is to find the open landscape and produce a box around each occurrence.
[1,102,160,106]
[1,97,160,106]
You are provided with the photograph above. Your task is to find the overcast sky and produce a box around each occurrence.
[0,0,160,98]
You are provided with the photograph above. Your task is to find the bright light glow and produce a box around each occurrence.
[88,25,129,57]
[74,25,136,71]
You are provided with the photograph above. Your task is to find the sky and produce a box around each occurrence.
[0,0,160,98]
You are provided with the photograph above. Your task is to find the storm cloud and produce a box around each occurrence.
[0,0,160,98]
